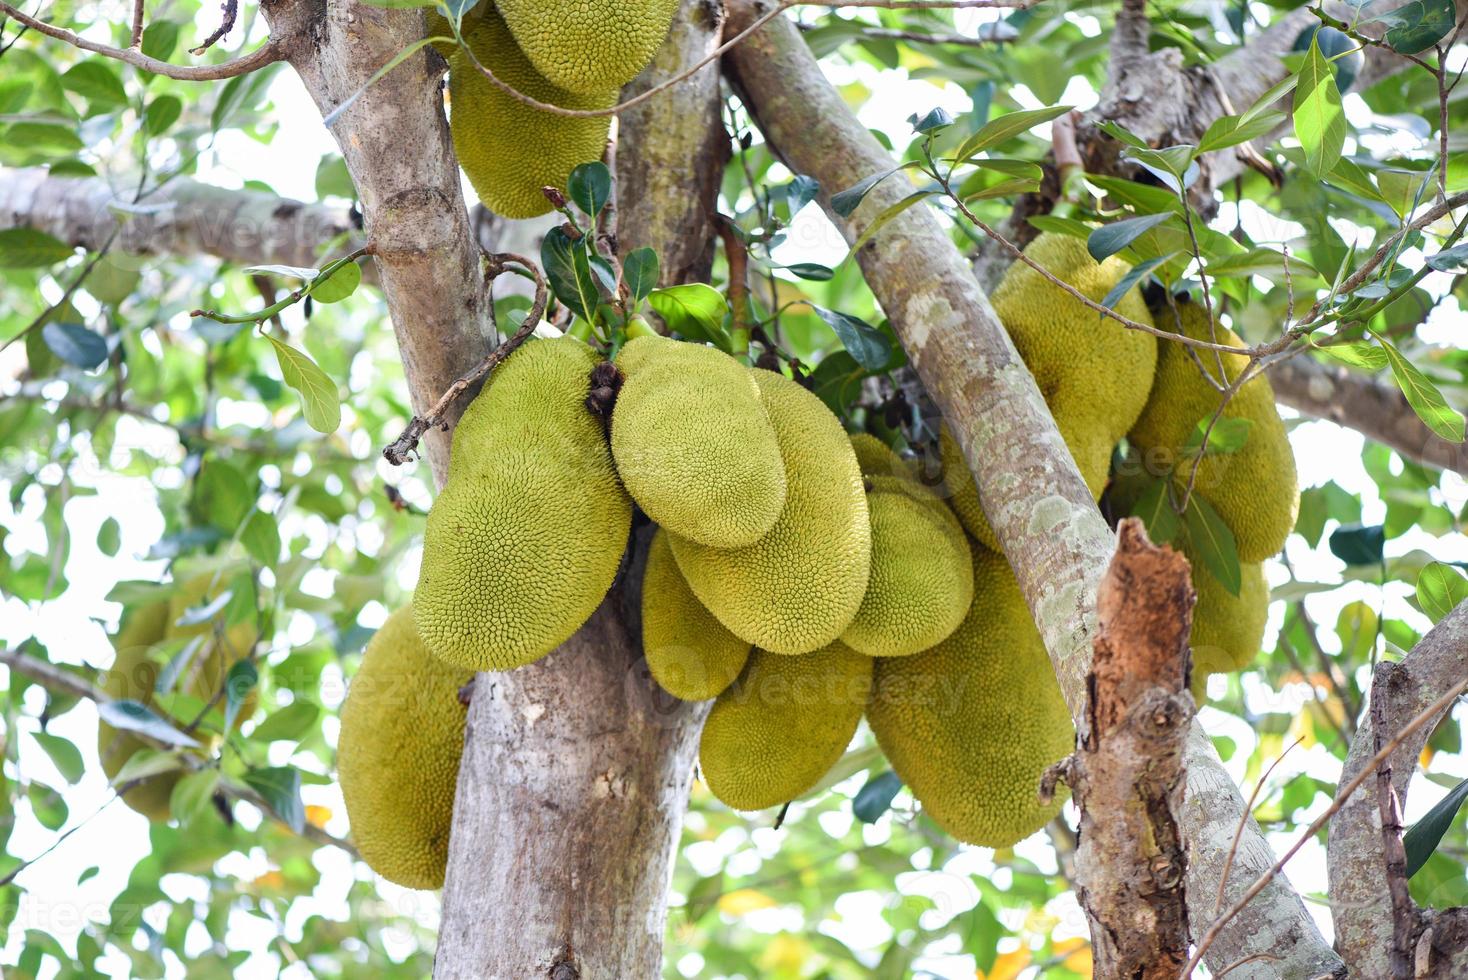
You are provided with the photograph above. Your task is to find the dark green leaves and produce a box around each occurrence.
[910,107,954,134]
[1132,478,1181,546]
[310,262,362,304]
[1417,563,1468,622]
[1087,213,1173,261]
[1185,493,1241,596]
[1329,523,1386,566]
[1406,777,1468,879]
[224,660,259,732]
[951,105,1072,161]
[1293,34,1345,179]
[264,334,341,434]
[1100,254,1173,310]
[810,306,892,370]
[831,163,920,218]
[622,247,659,302]
[60,61,127,108]
[852,770,903,823]
[1370,330,1466,443]
[243,766,305,834]
[41,322,108,369]
[541,226,600,322]
[1426,243,1468,272]
[0,228,74,268]
[1371,0,1457,54]
[568,162,612,217]
[1197,111,1287,154]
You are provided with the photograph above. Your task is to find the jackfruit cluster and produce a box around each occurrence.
[99,572,259,821]
[338,606,473,890]
[440,1,676,217]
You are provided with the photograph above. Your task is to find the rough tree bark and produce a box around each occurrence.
[431,2,725,976]
[1328,599,1468,978]
[1052,518,1194,978]
[724,7,1344,976]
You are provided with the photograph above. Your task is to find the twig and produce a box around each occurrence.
[0,1,285,81]
[1213,737,1304,917]
[0,795,118,887]
[713,214,754,354]
[796,21,1014,46]
[382,253,548,466]
[1373,689,1416,978]
[1183,676,1468,977]
[190,0,239,56]
[0,647,101,702]
[129,0,145,48]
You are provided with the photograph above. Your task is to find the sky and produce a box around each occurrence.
[3,4,1468,978]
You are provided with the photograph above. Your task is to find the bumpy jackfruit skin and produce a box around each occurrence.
[495,0,680,96]
[842,483,973,658]
[669,369,871,655]
[1190,552,1269,681]
[849,432,912,482]
[415,337,633,671]
[938,426,998,551]
[867,547,1075,847]
[642,529,751,700]
[945,233,1159,549]
[700,642,873,810]
[1129,302,1298,562]
[612,336,786,548]
[98,575,260,821]
[338,607,473,890]
[449,10,615,219]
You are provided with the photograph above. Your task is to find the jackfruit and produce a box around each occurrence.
[338,606,473,890]
[867,546,1075,847]
[495,0,680,96]
[669,369,871,655]
[415,337,632,672]
[1188,549,1269,692]
[1129,300,1298,562]
[946,233,1160,549]
[842,473,973,658]
[98,573,259,821]
[449,9,615,219]
[938,426,996,550]
[848,432,913,482]
[700,642,873,811]
[612,335,786,548]
[642,528,750,700]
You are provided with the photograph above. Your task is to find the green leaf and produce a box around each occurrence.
[1132,477,1181,545]
[143,94,182,136]
[241,510,281,567]
[140,20,181,61]
[1197,111,1287,153]
[41,322,108,369]
[780,262,835,281]
[60,61,127,107]
[622,247,659,302]
[224,660,259,732]
[0,228,75,268]
[1369,330,1466,443]
[1027,215,1094,240]
[170,769,220,826]
[540,226,600,322]
[310,261,361,304]
[1100,254,1173,310]
[647,284,729,349]
[1327,158,1385,202]
[1185,493,1241,596]
[96,517,121,557]
[1376,169,1429,219]
[1417,562,1468,623]
[1329,522,1386,566]
[951,105,1072,160]
[809,306,892,371]
[264,334,341,434]
[243,766,305,833]
[850,190,939,252]
[97,700,201,748]
[1372,0,1456,54]
[31,732,84,784]
[321,38,435,127]
[567,162,612,216]
[1207,247,1315,280]
[314,156,355,199]
[28,782,67,831]
[1315,341,1388,371]
[852,770,903,823]
[1087,213,1174,261]
[831,163,920,218]
[0,79,33,115]
[1293,35,1345,179]
[1406,777,1468,879]
[1185,416,1254,457]
[1241,72,1300,125]
[910,106,954,134]
[1120,145,1199,193]
[250,702,321,743]
[3,122,84,152]
[1425,243,1468,272]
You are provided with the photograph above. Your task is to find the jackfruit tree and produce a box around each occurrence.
[3,0,1467,978]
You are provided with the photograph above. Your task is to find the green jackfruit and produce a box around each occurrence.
[848,432,913,482]
[669,369,871,655]
[642,528,751,700]
[98,573,259,821]
[449,10,615,219]
[1129,301,1298,562]
[700,642,873,811]
[496,0,680,96]
[945,233,1159,549]
[415,337,632,672]
[842,447,973,657]
[338,606,473,890]
[867,546,1074,847]
[938,426,993,549]
[612,335,786,548]
[1188,550,1269,693]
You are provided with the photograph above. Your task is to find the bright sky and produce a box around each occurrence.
[3,6,1468,979]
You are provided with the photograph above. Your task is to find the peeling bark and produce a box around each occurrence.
[1058,519,1193,978]
[1328,600,1468,978]
[1269,356,1468,477]
[723,9,1343,976]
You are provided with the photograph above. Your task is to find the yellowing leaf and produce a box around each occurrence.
[305,804,333,829]
[251,870,286,890]
[716,888,779,917]
[981,948,1032,980]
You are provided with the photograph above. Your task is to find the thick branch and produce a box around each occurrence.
[1054,519,1193,978]
[1328,599,1468,977]
[723,8,1343,977]
[1269,355,1467,476]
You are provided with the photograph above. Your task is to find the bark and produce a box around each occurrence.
[723,8,1344,977]
[431,3,725,976]
[1059,519,1194,978]
[1269,355,1468,477]
[1327,599,1468,978]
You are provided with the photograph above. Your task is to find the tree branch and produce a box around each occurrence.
[1327,599,1468,977]
[1268,355,1467,476]
[722,7,1344,977]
